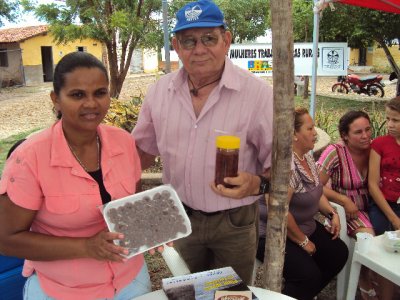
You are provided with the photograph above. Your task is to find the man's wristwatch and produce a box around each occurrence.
[258,175,270,195]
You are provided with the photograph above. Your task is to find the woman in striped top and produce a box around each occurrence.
[317,110,374,236]
[317,110,377,299]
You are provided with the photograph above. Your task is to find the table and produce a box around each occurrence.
[345,235,400,300]
[134,285,296,300]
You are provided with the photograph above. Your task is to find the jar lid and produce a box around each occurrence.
[216,135,240,149]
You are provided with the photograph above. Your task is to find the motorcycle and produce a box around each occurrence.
[331,74,385,97]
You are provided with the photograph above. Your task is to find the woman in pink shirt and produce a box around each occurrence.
[0,52,150,300]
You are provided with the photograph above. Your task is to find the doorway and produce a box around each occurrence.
[41,46,53,82]
[358,47,367,66]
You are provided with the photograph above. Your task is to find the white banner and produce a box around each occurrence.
[228,42,348,76]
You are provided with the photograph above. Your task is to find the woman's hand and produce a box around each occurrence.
[85,230,128,262]
[303,240,316,256]
[342,197,359,220]
[390,216,400,230]
[328,214,341,239]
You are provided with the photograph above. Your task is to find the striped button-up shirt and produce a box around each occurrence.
[133,58,273,212]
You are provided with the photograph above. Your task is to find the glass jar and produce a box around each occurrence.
[215,135,240,188]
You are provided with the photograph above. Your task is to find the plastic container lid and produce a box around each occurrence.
[216,135,240,150]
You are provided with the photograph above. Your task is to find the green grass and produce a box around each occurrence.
[296,95,386,112]
[0,128,41,174]
[296,95,387,141]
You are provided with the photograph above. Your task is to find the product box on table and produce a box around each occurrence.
[102,184,192,258]
[162,266,258,300]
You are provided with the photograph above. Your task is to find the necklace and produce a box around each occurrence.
[293,151,305,161]
[67,135,100,172]
[188,76,222,96]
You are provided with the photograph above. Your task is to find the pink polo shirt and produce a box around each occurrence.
[0,121,144,300]
[132,58,273,212]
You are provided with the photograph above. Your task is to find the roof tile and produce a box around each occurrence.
[0,25,48,43]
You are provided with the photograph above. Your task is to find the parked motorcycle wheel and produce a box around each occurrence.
[367,84,384,98]
[332,83,349,94]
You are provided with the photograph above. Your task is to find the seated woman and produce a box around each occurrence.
[318,111,373,235]
[257,107,348,300]
[317,111,378,298]
[0,52,152,300]
[369,96,400,300]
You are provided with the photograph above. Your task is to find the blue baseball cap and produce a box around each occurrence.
[172,0,227,33]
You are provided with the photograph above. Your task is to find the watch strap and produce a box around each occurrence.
[258,175,270,195]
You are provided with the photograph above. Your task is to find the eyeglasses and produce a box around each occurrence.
[178,33,221,50]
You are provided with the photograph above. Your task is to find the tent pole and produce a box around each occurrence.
[310,0,320,120]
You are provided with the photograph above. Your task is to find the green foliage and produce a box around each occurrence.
[169,0,270,43]
[0,0,20,26]
[368,105,387,139]
[103,96,163,173]
[103,97,142,133]
[292,0,313,42]
[295,95,387,142]
[29,0,163,98]
[320,4,400,48]
[370,65,394,74]
[314,105,340,139]
[313,105,387,142]
[218,0,269,43]
[33,0,162,47]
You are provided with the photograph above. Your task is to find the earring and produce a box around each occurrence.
[52,106,62,119]
[294,137,298,141]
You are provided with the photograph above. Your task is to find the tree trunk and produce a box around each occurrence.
[303,76,309,99]
[397,79,400,97]
[107,40,135,99]
[105,0,145,99]
[376,38,400,97]
[262,0,294,292]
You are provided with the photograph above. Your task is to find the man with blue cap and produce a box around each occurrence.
[132,0,273,284]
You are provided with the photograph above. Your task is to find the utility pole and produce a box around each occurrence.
[162,0,171,73]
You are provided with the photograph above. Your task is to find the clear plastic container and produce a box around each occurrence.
[383,230,400,253]
[215,135,240,188]
[102,185,192,258]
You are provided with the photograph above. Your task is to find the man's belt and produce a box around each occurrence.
[182,203,227,216]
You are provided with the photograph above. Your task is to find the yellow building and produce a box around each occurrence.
[0,25,103,86]
[349,44,400,72]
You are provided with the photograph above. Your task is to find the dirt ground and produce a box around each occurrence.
[0,72,397,140]
[0,74,156,139]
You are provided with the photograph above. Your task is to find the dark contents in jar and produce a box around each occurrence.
[215,149,239,188]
